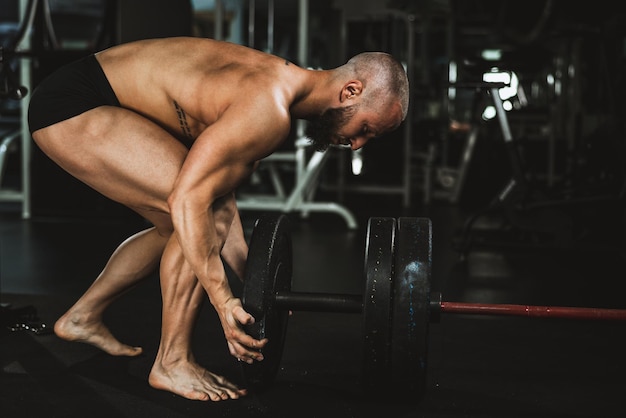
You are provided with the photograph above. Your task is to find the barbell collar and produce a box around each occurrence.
[430,292,442,323]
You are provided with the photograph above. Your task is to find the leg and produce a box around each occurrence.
[150,232,245,401]
[220,196,248,282]
[32,106,182,357]
[32,107,244,400]
[54,226,167,356]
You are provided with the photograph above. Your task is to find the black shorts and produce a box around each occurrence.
[27,54,120,134]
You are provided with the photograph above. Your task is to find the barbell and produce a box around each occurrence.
[239,214,626,399]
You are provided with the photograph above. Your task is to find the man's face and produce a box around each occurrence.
[305,105,358,152]
[306,101,403,152]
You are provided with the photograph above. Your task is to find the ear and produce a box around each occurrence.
[340,80,363,103]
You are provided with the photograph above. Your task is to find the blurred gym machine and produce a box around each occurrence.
[234,0,359,229]
[1,0,42,331]
[237,2,453,218]
[0,0,34,219]
[410,0,626,253]
[317,4,452,212]
[451,52,625,254]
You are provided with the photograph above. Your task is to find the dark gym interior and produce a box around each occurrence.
[1,1,625,417]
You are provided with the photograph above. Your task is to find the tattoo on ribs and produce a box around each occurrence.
[174,100,193,140]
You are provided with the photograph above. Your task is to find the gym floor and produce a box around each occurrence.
[1,190,626,418]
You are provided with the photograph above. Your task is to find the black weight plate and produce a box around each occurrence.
[391,217,432,401]
[240,213,292,391]
[362,217,396,396]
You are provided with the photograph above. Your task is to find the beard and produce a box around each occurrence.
[305,105,358,152]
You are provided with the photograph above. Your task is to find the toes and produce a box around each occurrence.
[194,392,211,401]
[208,391,226,402]
[123,346,143,356]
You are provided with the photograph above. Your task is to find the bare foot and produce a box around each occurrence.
[149,359,246,401]
[54,310,142,356]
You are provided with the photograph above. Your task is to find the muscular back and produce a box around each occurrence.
[96,37,300,144]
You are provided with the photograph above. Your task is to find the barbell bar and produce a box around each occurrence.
[239,214,626,399]
[269,291,626,320]
[267,286,626,320]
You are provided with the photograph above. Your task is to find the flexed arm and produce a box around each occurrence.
[167,102,290,362]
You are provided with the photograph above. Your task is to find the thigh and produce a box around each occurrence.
[32,106,188,222]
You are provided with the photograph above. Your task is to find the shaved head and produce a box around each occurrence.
[342,52,410,120]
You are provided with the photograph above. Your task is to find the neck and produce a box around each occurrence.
[289,68,339,120]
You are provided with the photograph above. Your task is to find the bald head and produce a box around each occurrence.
[341,52,410,121]
[305,52,409,152]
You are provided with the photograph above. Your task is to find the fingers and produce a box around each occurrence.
[220,300,268,364]
[232,304,255,326]
[228,336,267,364]
[226,315,268,352]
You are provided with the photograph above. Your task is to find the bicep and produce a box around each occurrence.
[171,104,290,207]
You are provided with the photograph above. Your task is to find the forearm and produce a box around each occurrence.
[171,201,234,309]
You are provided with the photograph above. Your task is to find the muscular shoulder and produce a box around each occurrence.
[195,45,300,140]
[207,88,294,162]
